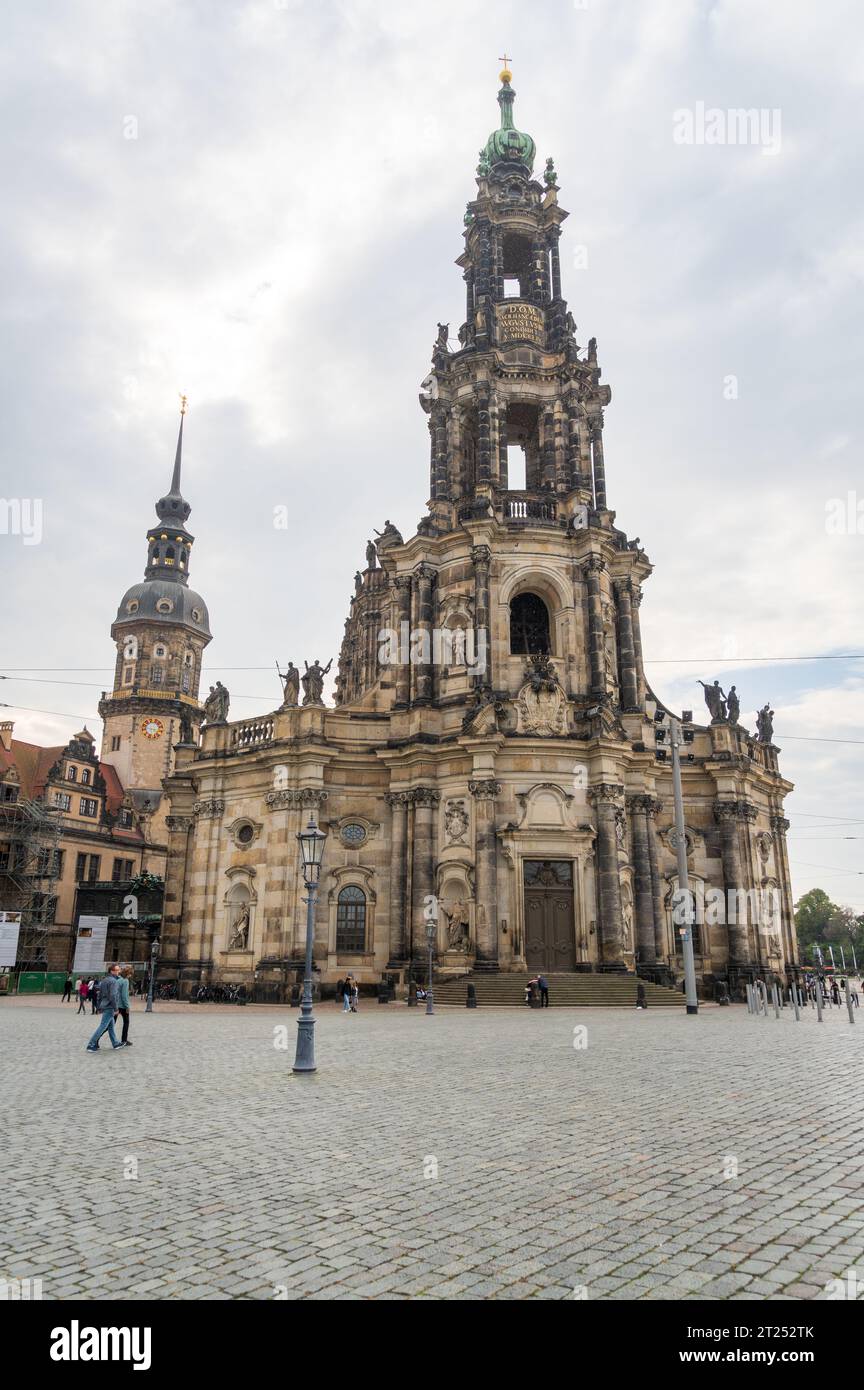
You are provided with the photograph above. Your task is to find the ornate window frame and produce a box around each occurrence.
[326,865,376,957]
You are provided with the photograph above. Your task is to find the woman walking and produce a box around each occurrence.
[76,978,89,1014]
[342,975,353,1012]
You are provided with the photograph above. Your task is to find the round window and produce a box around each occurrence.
[237,824,255,845]
[341,823,367,846]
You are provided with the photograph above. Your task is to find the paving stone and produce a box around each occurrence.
[3,997,863,1302]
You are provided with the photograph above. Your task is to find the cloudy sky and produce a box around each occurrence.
[2,0,862,912]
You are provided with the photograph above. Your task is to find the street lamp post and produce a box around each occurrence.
[145,935,159,1014]
[425,915,435,1015]
[293,814,327,1074]
[669,716,699,1016]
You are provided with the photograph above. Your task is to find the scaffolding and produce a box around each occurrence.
[0,797,63,969]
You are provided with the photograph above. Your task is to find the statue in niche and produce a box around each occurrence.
[228,902,250,951]
[444,899,470,952]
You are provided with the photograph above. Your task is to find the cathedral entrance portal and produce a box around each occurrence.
[523,860,576,972]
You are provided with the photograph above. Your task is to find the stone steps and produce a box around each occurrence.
[431,972,683,1008]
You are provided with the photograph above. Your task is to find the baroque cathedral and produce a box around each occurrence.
[112,68,796,999]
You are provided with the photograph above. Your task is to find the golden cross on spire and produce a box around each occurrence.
[179,393,188,416]
[499,53,512,69]
[498,53,513,83]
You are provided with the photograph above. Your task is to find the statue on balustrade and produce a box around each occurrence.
[302,659,332,707]
[203,681,230,725]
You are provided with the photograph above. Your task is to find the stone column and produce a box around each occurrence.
[471,545,492,690]
[393,577,412,709]
[589,783,626,969]
[582,556,607,698]
[162,813,193,970]
[631,586,646,707]
[614,580,639,711]
[464,269,474,335]
[542,407,556,489]
[476,383,492,489]
[771,814,796,965]
[591,413,607,510]
[715,800,751,966]
[469,779,501,971]
[565,394,581,491]
[412,564,435,705]
[386,791,409,965]
[549,227,562,301]
[411,788,439,967]
[646,799,667,961]
[626,795,656,964]
[498,397,509,489]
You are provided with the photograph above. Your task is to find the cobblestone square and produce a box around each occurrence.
[1,997,862,1301]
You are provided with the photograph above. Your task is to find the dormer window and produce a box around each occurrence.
[126,600,139,614]
[67,765,78,782]
[156,599,173,614]
[81,768,91,786]
[191,608,202,623]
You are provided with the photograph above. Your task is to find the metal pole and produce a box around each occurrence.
[840,945,847,974]
[425,928,435,1015]
[771,982,780,1018]
[852,944,858,975]
[293,878,317,1073]
[745,982,753,1014]
[790,986,799,1021]
[145,936,158,1013]
[844,976,855,1025]
[815,980,823,1023]
[669,717,698,1016]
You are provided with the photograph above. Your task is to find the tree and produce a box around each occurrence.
[794,888,839,958]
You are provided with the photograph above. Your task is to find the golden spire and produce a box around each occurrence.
[498,53,512,84]
[179,393,188,416]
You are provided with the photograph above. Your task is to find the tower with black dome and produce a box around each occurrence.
[99,401,211,837]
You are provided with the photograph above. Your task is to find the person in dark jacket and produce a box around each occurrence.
[61,975,74,1002]
[85,966,126,1052]
[76,979,89,1014]
[118,966,133,1046]
[538,974,550,1008]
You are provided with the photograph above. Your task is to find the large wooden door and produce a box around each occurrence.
[523,860,576,972]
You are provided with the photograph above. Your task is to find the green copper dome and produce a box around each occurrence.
[480,71,535,175]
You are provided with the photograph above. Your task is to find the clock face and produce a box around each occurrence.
[141,717,164,740]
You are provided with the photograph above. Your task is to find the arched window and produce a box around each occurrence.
[510,592,551,655]
[336,885,367,953]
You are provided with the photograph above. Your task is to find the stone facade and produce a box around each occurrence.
[160,71,796,998]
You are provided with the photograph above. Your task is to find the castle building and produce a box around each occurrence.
[0,412,210,974]
[98,401,211,846]
[159,69,797,999]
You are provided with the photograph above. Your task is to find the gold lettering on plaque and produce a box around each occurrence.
[497,302,545,345]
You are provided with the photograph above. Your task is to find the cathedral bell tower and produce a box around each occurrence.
[424,61,612,531]
[99,401,212,839]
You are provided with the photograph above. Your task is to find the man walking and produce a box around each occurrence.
[61,974,74,1002]
[85,965,126,1052]
[88,977,98,1014]
[538,974,550,1008]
